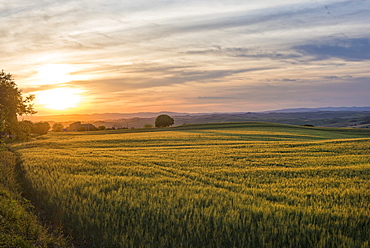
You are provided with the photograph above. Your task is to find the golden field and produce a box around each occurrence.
[11,123,370,247]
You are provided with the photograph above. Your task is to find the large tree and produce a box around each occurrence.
[52,123,64,132]
[32,122,51,135]
[0,70,36,138]
[155,114,174,128]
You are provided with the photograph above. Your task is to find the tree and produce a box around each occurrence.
[18,120,34,140]
[68,122,81,132]
[52,123,64,132]
[0,70,36,139]
[155,114,174,128]
[32,122,50,135]
[77,124,97,131]
[67,122,98,131]
[143,124,153,128]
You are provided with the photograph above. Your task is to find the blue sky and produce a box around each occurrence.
[1,0,369,114]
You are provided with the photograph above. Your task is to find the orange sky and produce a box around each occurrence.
[2,0,370,115]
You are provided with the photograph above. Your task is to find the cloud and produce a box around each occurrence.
[323,75,353,80]
[223,76,370,108]
[143,67,278,87]
[295,38,370,61]
[281,78,298,82]
[22,84,67,94]
[185,46,300,60]
[72,66,277,93]
[2,0,370,114]
[196,96,237,100]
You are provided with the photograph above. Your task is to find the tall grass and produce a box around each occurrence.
[0,146,70,248]
[11,123,370,247]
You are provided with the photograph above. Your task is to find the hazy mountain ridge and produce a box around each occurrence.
[22,106,370,122]
[266,106,370,113]
[20,107,370,129]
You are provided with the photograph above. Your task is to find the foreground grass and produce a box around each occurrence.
[11,122,370,247]
[0,145,71,248]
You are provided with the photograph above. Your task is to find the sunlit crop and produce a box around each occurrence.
[12,123,370,247]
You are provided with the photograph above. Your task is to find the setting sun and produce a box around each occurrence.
[36,88,83,110]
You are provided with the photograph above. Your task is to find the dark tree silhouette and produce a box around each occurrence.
[32,122,51,135]
[77,124,97,131]
[67,122,97,131]
[68,122,81,132]
[18,120,34,140]
[155,114,174,128]
[98,126,106,130]
[52,123,64,132]
[0,70,36,139]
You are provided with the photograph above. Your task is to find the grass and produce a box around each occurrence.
[10,122,370,247]
[0,145,71,248]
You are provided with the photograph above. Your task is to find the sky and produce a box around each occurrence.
[1,0,370,115]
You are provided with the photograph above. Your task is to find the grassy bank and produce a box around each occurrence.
[0,145,71,248]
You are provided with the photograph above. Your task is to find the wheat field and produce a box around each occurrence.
[11,123,370,247]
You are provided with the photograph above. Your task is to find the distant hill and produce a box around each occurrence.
[20,111,188,122]
[266,106,370,113]
[20,106,370,128]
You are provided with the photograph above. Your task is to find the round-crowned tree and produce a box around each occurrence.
[52,123,64,132]
[32,122,51,135]
[1,70,36,139]
[155,114,174,128]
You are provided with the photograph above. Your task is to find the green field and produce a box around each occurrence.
[11,122,370,247]
[0,146,70,248]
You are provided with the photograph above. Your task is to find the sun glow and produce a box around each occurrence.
[28,64,91,86]
[36,64,75,85]
[36,88,83,110]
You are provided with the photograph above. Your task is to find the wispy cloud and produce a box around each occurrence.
[296,38,370,61]
[185,46,300,60]
[1,0,370,114]
[323,75,353,80]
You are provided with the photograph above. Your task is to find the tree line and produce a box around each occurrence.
[1,70,175,141]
